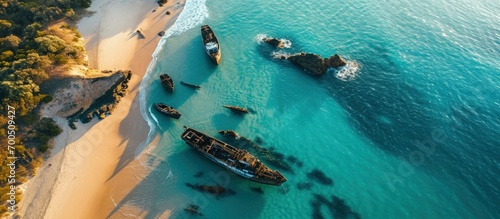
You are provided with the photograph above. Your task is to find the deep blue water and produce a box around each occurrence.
[117,0,499,218]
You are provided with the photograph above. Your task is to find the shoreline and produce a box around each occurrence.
[19,0,186,218]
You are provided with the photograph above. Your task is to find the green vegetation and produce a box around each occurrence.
[0,0,91,215]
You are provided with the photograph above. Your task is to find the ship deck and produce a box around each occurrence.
[181,128,287,185]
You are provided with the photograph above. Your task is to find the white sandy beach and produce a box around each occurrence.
[19,0,185,218]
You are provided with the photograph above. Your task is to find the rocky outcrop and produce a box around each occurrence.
[263,37,286,48]
[40,70,131,127]
[250,187,264,194]
[325,54,346,68]
[287,53,346,76]
[287,53,326,76]
[74,70,131,124]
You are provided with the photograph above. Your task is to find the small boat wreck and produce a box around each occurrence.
[201,25,221,64]
[180,81,201,89]
[181,127,287,186]
[223,105,249,114]
[153,103,181,119]
[159,74,174,92]
[218,130,239,138]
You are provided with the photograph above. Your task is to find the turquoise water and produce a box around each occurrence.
[118,0,499,218]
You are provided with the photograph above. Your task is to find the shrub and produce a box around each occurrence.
[39,144,49,153]
[42,94,53,103]
[54,54,68,64]
[39,118,62,136]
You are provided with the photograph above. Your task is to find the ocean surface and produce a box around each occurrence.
[118,0,499,218]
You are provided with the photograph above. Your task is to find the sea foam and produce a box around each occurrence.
[333,60,360,81]
[271,50,292,59]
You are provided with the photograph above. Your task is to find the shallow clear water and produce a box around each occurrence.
[120,0,499,218]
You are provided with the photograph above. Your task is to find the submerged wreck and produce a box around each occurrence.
[180,81,201,89]
[181,127,287,186]
[218,130,239,138]
[223,105,249,114]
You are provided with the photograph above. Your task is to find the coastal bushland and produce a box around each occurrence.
[0,0,91,215]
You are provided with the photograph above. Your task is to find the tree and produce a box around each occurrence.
[0,50,14,62]
[11,53,52,74]
[0,20,12,37]
[35,35,67,54]
[23,22,42,39]
[0,35,22,52]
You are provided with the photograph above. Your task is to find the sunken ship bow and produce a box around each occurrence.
[201,25,221,64]
[181,127,287,186]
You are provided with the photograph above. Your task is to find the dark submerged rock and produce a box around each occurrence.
[297,182,314,190]
[287,155,298,164]
[254,136,264,144]
[296,160,304,168]
[307,169,334,186]
[193,171,204,178]
[185,183,236,198]
[311,194,361,219]
[184,204,203,216]
[250,187,264,194]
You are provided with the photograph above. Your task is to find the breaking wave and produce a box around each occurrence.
[271,50,292,59]
[148,106,160,129]
[333,60,360,81]
[159,0,208,40]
